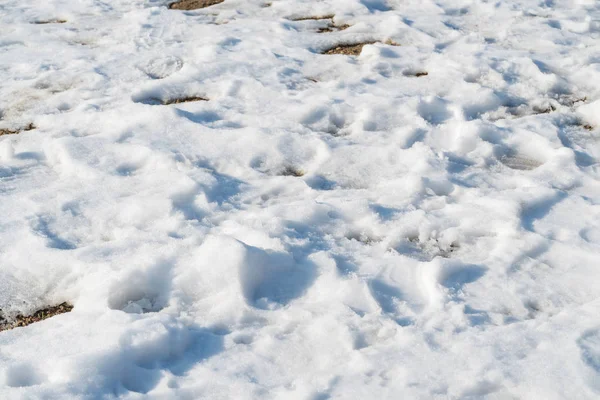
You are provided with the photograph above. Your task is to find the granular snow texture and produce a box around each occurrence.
[1,0,600,398]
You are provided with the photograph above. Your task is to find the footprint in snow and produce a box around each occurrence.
[140,56,183,80]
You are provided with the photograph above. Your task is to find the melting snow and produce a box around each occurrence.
[1,0,600,398]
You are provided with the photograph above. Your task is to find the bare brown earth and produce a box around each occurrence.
[0,302,73,332]
[317,24,350,33]
[290,15,335,21]
[280,166,305,177]
[160,96,209,105]
[323,42,375,56]
[0,123,35,136]
[169,0,224,10]
[33,19,67,24]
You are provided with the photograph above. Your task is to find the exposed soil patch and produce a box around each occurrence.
[290,15,350,33]
[168,0,224,10]
[290,15,335,21]
[280,166,305,177]
[163,96,208,105]
[317,24,350,33]
[0,302,73,332]
[404,70,428,77]
[33,19,67,24]
[0,123,36,136]
[138,96,209,105]
[399,236,459,260]
[323,42,376,56]
[582,124,594,131]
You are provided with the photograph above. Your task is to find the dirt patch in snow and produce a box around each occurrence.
[137,96,209,105]
[290,15,335,21]
[290,15,350,33]
[322,42,376,56]
[33,19,67,24]
[0,302,73,332]
[0,123,36,136]
[168,0,224,10]
[403,70,429,77]
[162,96,208,105]
[317,24,350,33]
[280,166,305,177]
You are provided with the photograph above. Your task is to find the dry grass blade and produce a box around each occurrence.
[169,0,224,10]
[0,302,73,332]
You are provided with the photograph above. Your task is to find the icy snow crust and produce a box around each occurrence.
[1,0,600,398]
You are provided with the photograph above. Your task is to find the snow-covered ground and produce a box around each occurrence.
[1,0,600,398]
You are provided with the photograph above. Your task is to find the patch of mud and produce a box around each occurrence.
[322,42,376,56]
[0,303,73,332]
[168,0,224,10]
[0,123,36,136]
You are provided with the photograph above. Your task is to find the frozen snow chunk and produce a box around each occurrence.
[236,241,317,309]
[183,236,316,310]
[577,99,600,128]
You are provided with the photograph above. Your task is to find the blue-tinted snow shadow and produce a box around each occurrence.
[30,214,77,250]
[176,108,244,129]
[73,321,225,396]
[360,0,391,12]
[520,190,568,232]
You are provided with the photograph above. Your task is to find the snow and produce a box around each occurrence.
[0,0,600,398]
